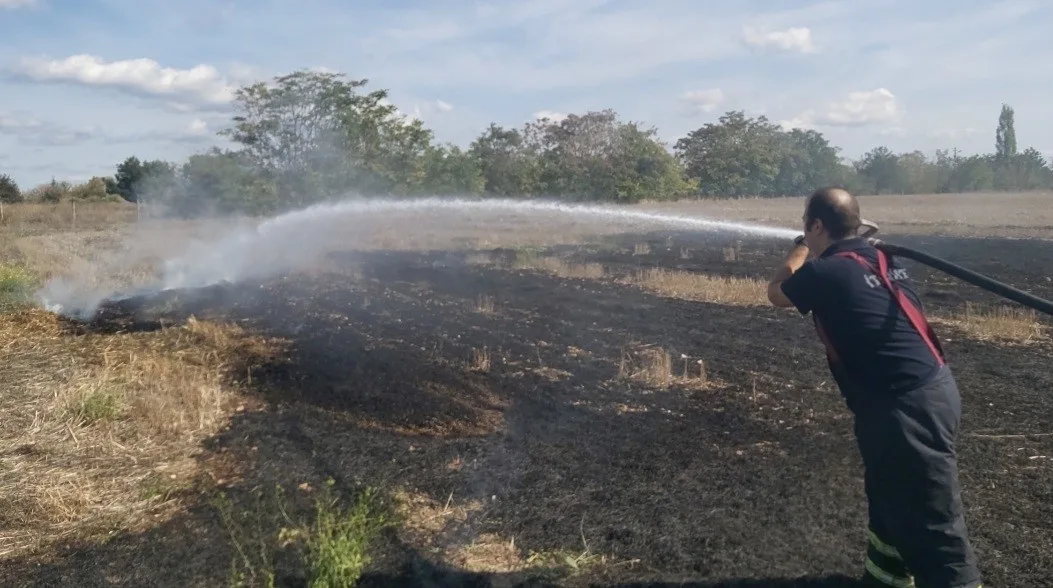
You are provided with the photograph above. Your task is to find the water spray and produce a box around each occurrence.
[37,197,799,320]
[861,221,1053,317]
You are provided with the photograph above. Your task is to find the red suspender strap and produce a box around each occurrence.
[813,315,840,364]
[834,250,946,366]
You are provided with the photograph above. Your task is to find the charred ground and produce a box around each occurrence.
[2,228,1052,587]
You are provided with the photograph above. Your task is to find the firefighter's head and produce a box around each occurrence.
[802,187,861,252]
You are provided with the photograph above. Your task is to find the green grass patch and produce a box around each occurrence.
[0,264,36,311]
[304,483,391,588]
[139,474,186,502]
[215,479,394,588]
[67,388,124,425]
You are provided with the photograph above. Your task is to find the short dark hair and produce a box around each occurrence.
[805,187,861,239]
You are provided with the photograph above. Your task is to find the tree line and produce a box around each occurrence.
[1,70,1050,214]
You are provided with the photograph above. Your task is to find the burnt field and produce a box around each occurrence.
[2,221,1051,587]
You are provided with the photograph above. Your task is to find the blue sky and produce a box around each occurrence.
[1,0,1051,188]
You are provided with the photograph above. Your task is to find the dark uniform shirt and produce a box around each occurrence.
[780,237,943,403]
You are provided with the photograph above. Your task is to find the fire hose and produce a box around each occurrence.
[857,220,1053,317]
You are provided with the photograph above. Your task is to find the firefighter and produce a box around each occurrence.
[766,187,983,588]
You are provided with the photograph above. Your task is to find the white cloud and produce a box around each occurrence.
[777,116,814,131]
[435,100,453,112]
[680,89,724,114]
[187,118,210,136]
[742,26,816,53]
[534,110,567,123]
[13,54,237,106]
[821,88,900,126]
[783,88,901,130]
[0,0,36,8]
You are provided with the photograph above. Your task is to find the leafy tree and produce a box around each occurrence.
[69,177,118,201]
[772,129,845,196]
[220,69,435,206]
[517,110,688,202]
[675,111,790,197]
[113,156,143,201]
[606,120,692,202]
[897,151,939,194]
[856,146,910,194]
[420,144,485,196]
[1000,147,1053,190]
[113,157,177,202]
[24,179,72,203]
[175,148,278,216]
[0,174,21,203]
[995,104,1017,162]
[469,124,542,197]
[948,155,996,192]
[364,115,434,197]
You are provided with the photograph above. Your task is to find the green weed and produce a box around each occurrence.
[67,388,124,424]
[214,480,393,588]
[304,482,392,588]
[139,474,185,502]
[0,264,36,310]
[214,487,287,588]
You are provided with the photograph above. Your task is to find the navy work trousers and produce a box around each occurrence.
[847,366,982,588]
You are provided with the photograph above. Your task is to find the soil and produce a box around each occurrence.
[2,228,1051,587]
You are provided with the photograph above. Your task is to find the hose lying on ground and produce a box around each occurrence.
[871,239,1053,317]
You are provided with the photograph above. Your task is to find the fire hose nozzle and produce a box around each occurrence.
[859,218,879,239]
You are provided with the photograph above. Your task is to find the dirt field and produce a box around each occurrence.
[1,194,1051,587]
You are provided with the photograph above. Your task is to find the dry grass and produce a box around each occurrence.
[0,309,287,558]
[507,252,769,307]
[619,342,710,390]
[471,294,496,314]
[469,347,492,372]
[392,489,526,574]
[392,488,617,579]
[936,303,1048,344]
[512,255,606,280]
[625,346,672,388]
[625,268,768,306]
[0,202,137,236]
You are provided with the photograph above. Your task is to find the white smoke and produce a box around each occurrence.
[37,197,799,319]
